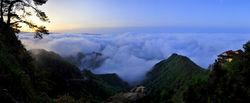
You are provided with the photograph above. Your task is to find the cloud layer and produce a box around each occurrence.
[19,33,250,83]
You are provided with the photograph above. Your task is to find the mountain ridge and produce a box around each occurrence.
[142,53,207,103]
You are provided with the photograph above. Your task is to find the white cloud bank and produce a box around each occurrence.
[19,33,250,83]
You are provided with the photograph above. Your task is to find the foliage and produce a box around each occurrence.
[0,0,49,38]
[0,30,51,102]
[82,70,129,95]
[30,49,82,97]
[183,41,250,103]
[142,53,208,103]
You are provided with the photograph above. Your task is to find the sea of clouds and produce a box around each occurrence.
[19,33,250,83]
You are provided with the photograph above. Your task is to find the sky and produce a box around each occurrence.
[23,0,250,33]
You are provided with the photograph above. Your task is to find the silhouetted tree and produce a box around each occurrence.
[0,0,49,38]
[244,41,250,57]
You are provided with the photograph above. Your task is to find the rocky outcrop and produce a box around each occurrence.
[106,86,146,103]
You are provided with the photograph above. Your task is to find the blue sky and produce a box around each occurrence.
[37,0,250,33]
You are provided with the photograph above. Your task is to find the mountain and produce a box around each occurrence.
[96,73,130,91]
[142,53,208,103]
[64,52,106,70]
[82,70,129,95]
[30,49,82,97]
[30,49,129,102]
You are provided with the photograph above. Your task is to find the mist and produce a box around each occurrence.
[19,33,250,83]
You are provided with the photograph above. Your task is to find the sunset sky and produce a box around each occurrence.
[24,0,250,33]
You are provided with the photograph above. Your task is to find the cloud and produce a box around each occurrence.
[19,33,250,83]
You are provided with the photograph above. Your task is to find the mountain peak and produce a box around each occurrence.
[168,53,190,61]
[170,53,179,56]
[143,53,206,102]
[145,53,205,81]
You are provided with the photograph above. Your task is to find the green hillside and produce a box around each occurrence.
[30,49,129,102]
[143,53,208,103]
[82,70,129,95]
[141,43,250,103]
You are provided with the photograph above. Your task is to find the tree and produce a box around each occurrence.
[184,41,250,103]
[243,41,250,57]
[0,0,49,38]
